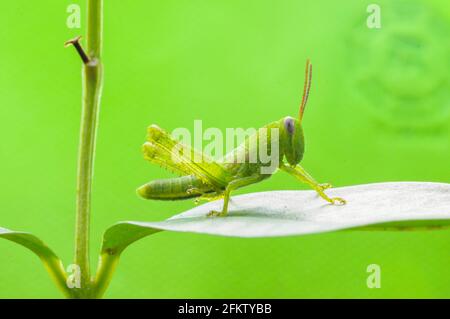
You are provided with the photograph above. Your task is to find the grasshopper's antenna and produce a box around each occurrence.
[299,59,312,122]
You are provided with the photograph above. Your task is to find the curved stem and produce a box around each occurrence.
[92,252,120,298]
[74,0,103,297]
[41,256,73,298]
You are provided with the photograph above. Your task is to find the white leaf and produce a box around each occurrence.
[102,182,450,254]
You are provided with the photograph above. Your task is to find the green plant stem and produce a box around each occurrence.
[74,0,103,297]
[42,257,73,298]
[92,252,120,298]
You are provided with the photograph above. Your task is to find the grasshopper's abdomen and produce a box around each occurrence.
[137,175,214,200]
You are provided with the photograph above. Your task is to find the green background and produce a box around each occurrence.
[0,0,449,298]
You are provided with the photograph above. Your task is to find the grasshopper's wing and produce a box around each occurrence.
[143,125,231,189]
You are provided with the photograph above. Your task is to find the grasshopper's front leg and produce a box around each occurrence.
[280,164,346,205]
[207,175,265,217]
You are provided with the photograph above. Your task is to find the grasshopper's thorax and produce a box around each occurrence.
[279,116,304,167]
[220,117,305,177]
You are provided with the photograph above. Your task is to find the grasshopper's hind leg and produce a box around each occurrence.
[280,164,346,205]
[207,175,265,217]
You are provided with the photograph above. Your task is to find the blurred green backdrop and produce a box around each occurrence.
[0,0,449,298]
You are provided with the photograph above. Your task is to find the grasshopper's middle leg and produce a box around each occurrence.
[207,175,265,217]
[280,164,346,204]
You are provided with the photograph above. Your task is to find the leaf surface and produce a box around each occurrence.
[103,182,450,250]
[95,182,450,297]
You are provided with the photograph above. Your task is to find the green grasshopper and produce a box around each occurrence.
[138,60,346,216]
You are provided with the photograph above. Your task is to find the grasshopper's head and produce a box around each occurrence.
[281,59,312,166]
[281,116,304,166]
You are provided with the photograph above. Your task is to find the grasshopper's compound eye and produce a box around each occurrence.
[284,117,295,135]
